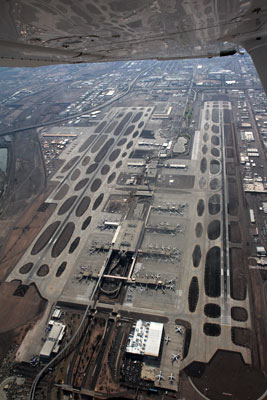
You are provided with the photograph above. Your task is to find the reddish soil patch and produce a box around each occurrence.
[74,178,89,191]
[76,196,91,217]
[109,148,121,162]
[31,221,60,255]
[91,178,102,192]
[56,261,67,277]
[0,330,17,364]
[0,187,56,281]
[78,135,96,153]
[229,221,242,243]
[190,350,266,400]
[51,222,75,258]
[71,169,81,181]
[0,281,47,363]
[54,183,69,200]
[58,196,77,215]
[61,156,79,172]
[0,281,47,333]
[82,156,91,166]
[19,262,34,274]
[36,264,49,277]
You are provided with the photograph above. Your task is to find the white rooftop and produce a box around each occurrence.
[126,320,163,358]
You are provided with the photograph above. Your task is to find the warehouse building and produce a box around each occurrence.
[126,320,163,358]
[40,322,66,361]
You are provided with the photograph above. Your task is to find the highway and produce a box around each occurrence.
[29,258,104,400]
[0,64,155,138]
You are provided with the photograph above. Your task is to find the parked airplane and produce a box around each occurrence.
[171,353,180,363]
[175,326,183,334]
[155,371,164,382]
[165,335,171,344]
[168,373,175,383]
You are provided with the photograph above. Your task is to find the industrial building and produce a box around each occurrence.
[112,220,144,252]
[256,246,266,257]
[39,322,66,361]
[126,320,164,358]
[153,106,172,119]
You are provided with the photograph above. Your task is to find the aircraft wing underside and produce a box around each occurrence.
[0,0,267,90]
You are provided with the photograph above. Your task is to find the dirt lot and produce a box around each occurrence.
[229,221,242,243]
[249,269,267,377]
[0,281,47,361]
[227,178,239,216]
[224,124,233,146]
[190,350,267,400]
[0,186,56,281]
[229,247,247,300]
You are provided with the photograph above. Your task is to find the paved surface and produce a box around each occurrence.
[7,103,251,377]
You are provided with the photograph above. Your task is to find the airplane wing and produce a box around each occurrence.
[0,0,267,91]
